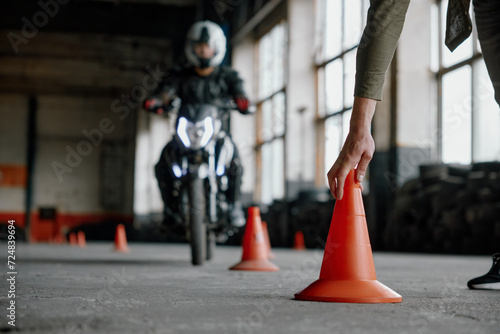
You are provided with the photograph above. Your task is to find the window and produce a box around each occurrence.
[316,0,369,185]
[434,0,500,164]
[256,23,287,204]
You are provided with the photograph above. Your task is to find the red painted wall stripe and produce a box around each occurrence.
[0,212,133,242]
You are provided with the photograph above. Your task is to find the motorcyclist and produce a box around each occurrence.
[144,20,251,231]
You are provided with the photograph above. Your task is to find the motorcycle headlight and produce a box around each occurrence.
[177,116,214,149]
[177,117,191,148]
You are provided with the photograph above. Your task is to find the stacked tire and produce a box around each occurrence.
[287,190,334,249]
[386,162,500,254]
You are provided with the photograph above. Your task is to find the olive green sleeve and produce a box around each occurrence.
[354,0,411,101]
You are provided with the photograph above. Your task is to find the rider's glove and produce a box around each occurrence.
[143,97,165,114]
[235,96,250,114]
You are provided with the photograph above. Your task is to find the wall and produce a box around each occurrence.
[0,31,171,240]
[35,95,135,238]
[0,94,28,229]
[0,93,137,240]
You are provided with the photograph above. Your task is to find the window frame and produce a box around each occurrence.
[434,0,494,164]
[315,0,369,186]
[254,21,288,204]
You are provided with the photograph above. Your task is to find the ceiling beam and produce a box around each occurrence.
[86,0,199,6]
[0,0,196,39]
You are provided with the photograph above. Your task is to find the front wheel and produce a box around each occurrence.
[206,230,215,260]
[188,178,206,265]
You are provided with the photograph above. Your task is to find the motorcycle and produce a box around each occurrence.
[157,100,246,265]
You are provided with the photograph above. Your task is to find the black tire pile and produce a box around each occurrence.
[286,190,334,248]
[385,162,500,254]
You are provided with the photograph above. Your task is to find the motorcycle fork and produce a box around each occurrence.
[207,145,218,224]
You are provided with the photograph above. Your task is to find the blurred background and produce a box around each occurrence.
[1,0,499,254]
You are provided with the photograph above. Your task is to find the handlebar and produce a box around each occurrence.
[144,97,255,115]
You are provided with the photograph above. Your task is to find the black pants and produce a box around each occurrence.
[474,0,500,107]
[155,137,243,220]
[474,0,500,257]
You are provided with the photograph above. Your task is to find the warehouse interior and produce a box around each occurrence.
[1,0,500,333]
[1,0,499,253]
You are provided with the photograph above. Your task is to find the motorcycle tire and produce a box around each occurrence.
[206,230,215,260]
[188,178,206,265]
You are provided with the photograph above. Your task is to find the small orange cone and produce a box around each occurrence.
[53,234,65,244]
[262,221,276,259]
[230,207,279,271]
[293,231,306,250]
[114,224,130,253]
[294,169,402,303]
[69,232,78,246]
[77,231,86,248]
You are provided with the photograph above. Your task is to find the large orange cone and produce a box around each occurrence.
[262,221,276,259]
[114,224,130,253]
[293,231,306,250]
[69,232,77,246]
[230,207,279,271]
[294,169,402,303]
[77,231,86,248]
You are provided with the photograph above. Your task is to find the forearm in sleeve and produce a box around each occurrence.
[354,0,411,101]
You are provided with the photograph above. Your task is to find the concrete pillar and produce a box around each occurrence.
[396,0,436,185]
[286,0,317,198]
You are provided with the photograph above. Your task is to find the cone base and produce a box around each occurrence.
[294,279,402,303]
[114,246,130,253]
[230,259,279,271]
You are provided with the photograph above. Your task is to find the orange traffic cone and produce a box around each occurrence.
[230,207,279,271]
[262,221,276,259]
[293,231,306,250]
[114,224,130,253]
[294,169,402,303]
[69,232,77,246]
[77,231,86,248]
[53,234,65,244]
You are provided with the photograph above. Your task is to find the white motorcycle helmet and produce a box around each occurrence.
[185,21,227,69]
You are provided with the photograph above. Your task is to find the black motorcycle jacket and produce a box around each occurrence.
[153,64,248,108]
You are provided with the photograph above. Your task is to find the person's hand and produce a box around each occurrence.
[327,97,376,200]
[143,97,164,114]
[327,129,374,199]
[235,96,250,114]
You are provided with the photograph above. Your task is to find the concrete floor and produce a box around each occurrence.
[3,242,499,333]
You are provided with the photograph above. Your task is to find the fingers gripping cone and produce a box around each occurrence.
[294,169,402,303]
[114,224,130,253]
[293,231,306,250]
[262,222,276,259]
[230,207,279,271]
